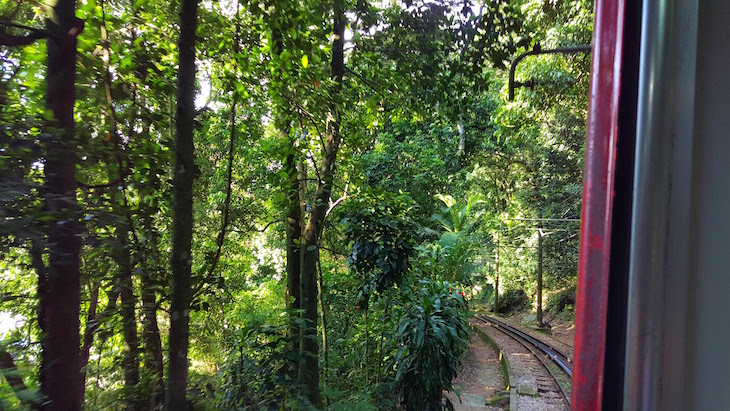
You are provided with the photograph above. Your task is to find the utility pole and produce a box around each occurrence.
[494,220,501,314]
[537,225,544,326]
[496,217,579,324]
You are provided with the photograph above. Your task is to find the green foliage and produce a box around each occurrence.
[497,289,530,314]
[357,119,468,226]
[217,323,306,411]
[473,283,495,306]
[546,285,576,315]
[323,389,377,411]
[342,196,417,304]
[432,194,483,233]
[1,0,591,408]
[394,279,470,411]
[416,194,484,283]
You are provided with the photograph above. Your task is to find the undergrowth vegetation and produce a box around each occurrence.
[0,0,588,409]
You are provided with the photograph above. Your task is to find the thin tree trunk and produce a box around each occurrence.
[376,301,388,384]
[99,3,142,404]
[140,267,165,405]
[139,132,165,406]
[298,4,346,405]
[166,0,198,407]
[116,223,141,411]
[198,1,239,291]
[0,345,41,408]
[41,0,83,408]
[204,91,235,279]
[80,281,100,402]
[30,241,49,401]
[285,146,302,365]
[537,225,543,326]
[128,20,165,405]
[316,249,328,389]
[364,308,369,386]
[270,21,302,378]
[494,218,500,313]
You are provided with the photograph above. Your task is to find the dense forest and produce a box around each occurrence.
[0,0,592,409]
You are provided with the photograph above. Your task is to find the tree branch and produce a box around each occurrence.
[344,66,387,99]
[78,177,125,191]
[229,220,277,234]
[318,246,348,258]
[0,30,46,47]
[325,183,348,220]
[191,3,242,301]
[0,292,33,302]
[0,344,42,408]
[0,22,61,47]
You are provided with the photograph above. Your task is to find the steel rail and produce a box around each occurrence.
[482,315,572,377]
[476,315,573,406]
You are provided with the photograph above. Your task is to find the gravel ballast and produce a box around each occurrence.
[474,321,569,411]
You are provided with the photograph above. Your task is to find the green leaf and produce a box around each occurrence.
[301,54,309,68]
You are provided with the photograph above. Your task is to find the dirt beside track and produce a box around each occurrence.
[447,330,506,410]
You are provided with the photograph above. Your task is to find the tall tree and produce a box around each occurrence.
[262,0,314,382]
[166,0,198,407]
[39,0,84,408]
[98,0,143,403]
[298,1,346,404]
[284,134,302,374]
[269,17,302,375]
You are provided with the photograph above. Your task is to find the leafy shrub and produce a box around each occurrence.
[342,204,416,292]
[218,325,312,411]
[323,389,377,411]
[394,279,470,411]
[473,284,494,305]
[342,199,417,311]
[561,304,575,322]
[497,289,530,314]
[415,194,483,284]
[546,286,576,315]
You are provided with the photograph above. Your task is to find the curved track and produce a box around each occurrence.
[476,315,573,407]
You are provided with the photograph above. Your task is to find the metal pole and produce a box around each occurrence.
[537,226,543,326]
[503,217,581,222]
[509,44,593,100]
[494,219,501,314]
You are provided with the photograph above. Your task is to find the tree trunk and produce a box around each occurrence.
[270,21,302,378]
[41,0,83,408]
[115,222,141,411]
[166,0,198,407]
[100,2,142,399]
[494,220,501,313]
[140,267,165,406]
[30,242,49,402]
[140,138,165,406]
[376,301,388,384]
[316,248,328,389]
[285,145,302,370]
[298,3,346,404]
[363,308,369,385]
[80,281,99,402]
[300,243,319,403]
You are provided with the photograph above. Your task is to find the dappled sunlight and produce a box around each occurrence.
[0,0,588,409]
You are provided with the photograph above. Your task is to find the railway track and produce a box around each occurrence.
[476,314,573,408]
